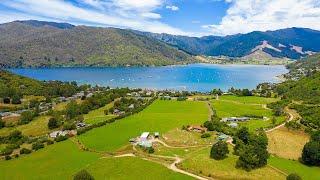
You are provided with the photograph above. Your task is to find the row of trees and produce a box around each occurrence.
[301,131,320,166]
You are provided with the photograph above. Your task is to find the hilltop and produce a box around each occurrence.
[0,20,195,68]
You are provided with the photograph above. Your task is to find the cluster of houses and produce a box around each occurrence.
[56,91,94,103]
[49,122,87,138]
[129,132,160,148]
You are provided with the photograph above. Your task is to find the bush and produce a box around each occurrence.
[5,155,11,160]
[46,139,54,145]
[32,142,44,151]
[11,95,22,104]
[201,133,211,138]
[55,135,68,142]
[301,141,320,166]
[147,147,155,154]
[210,141,229,160]
[20,148,32,154]
[0,120,5,129]
[63,122,76,130]
[48,117,60,129]
[286,173,302,180]
[19,111,34,124]
[73,170,94,180]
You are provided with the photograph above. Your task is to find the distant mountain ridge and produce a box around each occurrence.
[1,20,320,68]
[139,27,320,59]
[0,20,195,68]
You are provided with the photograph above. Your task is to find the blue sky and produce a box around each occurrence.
[0,0,319,36]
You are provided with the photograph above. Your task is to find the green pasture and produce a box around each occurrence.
[269,156,320,180]
[219,95,278,104]
[0,140,100,179]
[78,100,208,152]
[84,102,116,124]
[179,147,285,180]
[86,157,193,180]
[0,116,51,136]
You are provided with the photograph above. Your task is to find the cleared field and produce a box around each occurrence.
[86,157,193,180]
[0,116,51,136]
[0,140,100,179]
[84,102,116,125]
[220,95,278,104]
[267,127,309,160]
[269,156,320,180]
[163,128,216,146]
[179,147,285,179]
[211,99,285,131]
[78,100,208,152]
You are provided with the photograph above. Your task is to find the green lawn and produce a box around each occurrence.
[0,140,100,179]
[84,102,116,125]
[78,100,208,152]
[179,147,285,180]
[269,156,320,180]
[211,98,285,131]
[86,157,193,180]
[0,116,51,137]
[220,95,279,104]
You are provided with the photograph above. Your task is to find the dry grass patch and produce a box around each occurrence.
[267,126,309,160]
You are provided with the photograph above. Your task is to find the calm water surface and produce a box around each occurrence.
[8,64,288,92]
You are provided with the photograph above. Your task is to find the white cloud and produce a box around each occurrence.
[166,5,179,11]
[0,0,187,35]
[203,0,320,35]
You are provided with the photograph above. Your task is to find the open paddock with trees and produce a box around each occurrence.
[78,100,208,152]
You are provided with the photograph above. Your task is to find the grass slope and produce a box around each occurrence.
[212,96,285,131]
[269,156,320,180]
[86,157,193,180]
[180,147,285,179]
[0,140,100,179]
[84,102,116,125]
[78,100,208,152]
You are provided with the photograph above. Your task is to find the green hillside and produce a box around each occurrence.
[0,21,195,67]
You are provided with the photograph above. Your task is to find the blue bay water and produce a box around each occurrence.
[8,64,288,92]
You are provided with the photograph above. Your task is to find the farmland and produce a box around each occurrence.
[78,100,208,152]
[179,146,285,179]
[83,102,116,125]
[211,96,286,131]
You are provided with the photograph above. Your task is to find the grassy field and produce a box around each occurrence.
[163,128,216,146]
[86,157,193,180]
[78,100,208,152]
[269,156,320,180]
[212,96,285,131]
[219,95,279,104]
[0,140,100,179]
[267,127,309,160]
[84,102,116,125]
[179,147,285,179]
[0,116,51,136]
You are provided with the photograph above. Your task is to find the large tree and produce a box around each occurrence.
[210,141,229,160]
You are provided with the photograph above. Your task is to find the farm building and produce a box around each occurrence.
[221,117,250,122]
[187,125,207,133]
[217,133,229,141]
[140,132,150,141]
[154,132,160,138]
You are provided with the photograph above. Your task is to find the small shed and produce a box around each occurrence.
[154,132,160,138]
[217,134,229,141]
[140,132,150,141]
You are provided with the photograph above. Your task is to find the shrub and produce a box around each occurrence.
[201,133,211,138]
[301,141,320,166]
[63,122,76,130]
[73,170,94,180]
[32,142,44,151]
[46,139,54,145]
[7,130,23,144]
[48,117,60,129]
[147,147,155,154]
[210,141,229,160]
[55,135,68,142]
[19,111,34,124]
[286,173,302,180]
[0,120,5,129]
[20,148,32,154]
[5,155,11,160]
[11,95,22,104]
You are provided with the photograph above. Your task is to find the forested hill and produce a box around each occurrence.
[286,53,320,78]
[138,28,320,59]
[0,20,195,68]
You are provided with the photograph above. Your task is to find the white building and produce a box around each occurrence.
[140,132,150,141]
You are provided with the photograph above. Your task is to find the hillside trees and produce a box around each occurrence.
[210,141,229,160]
[301,130,320,166]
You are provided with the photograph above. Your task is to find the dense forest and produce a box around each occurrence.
[0,20,195,68]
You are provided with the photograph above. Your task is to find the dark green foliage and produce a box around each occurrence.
[55,135,68,142]
[301,141,320,166]
[7,130,23,144]
[0,21,195,68]
[11,95,22,104]
[47,117,60,129]
[228,88,252,96]
[20,148,32,154]
[63,122,76,130]
[286,173,302,180]
[201,133,211,138]
[0,119,5,129]
[177,96,187,101]
[211,89,223,96]
[210,141,229,160]
[46,139,54,145]
[32,142,44,151]
[73,170,94,180]
[285,121,301,130]
[19,111,35,125]
[5,155,12,160]
[235,127,250,144]
[147,147,155,154]
[311,131,320,142]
